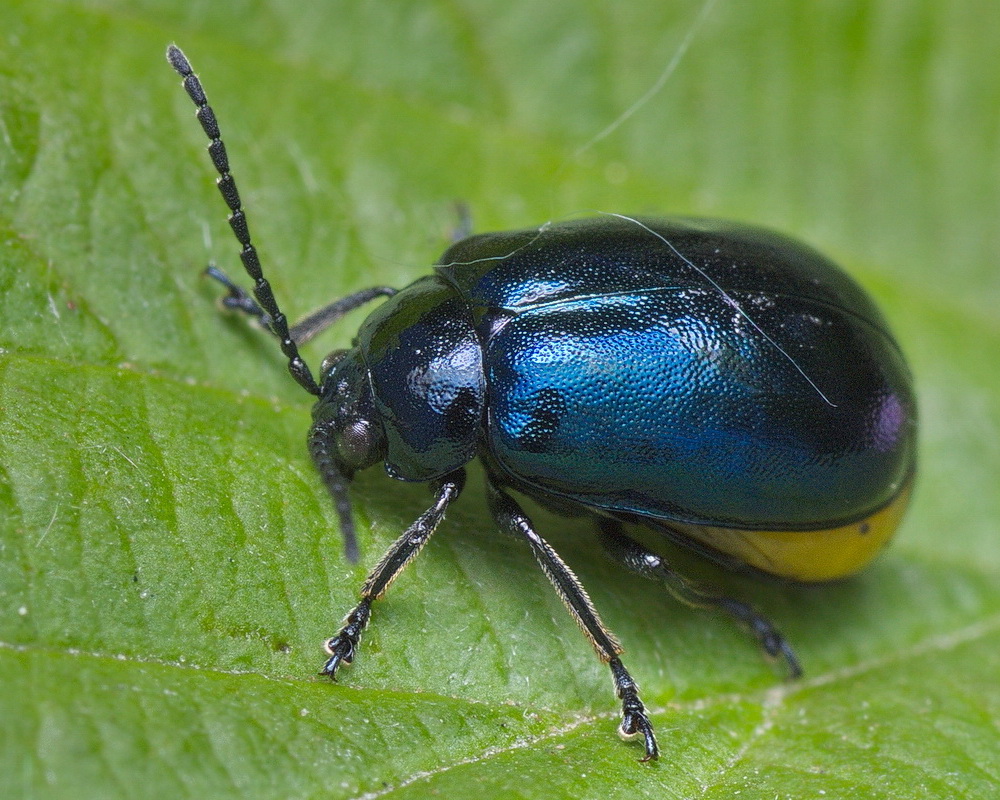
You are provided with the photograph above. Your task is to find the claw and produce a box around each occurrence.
[753,616,802,679]
[620,709,659,762]
[204,265,270,325]
[319,635,356,679]
[611,657,659,762]
[319,598,371,680]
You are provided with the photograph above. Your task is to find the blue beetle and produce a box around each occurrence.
[168,46,916,762]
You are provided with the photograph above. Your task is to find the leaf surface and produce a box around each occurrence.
[1,1,998,798]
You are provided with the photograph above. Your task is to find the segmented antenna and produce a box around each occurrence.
[166,45,321,397]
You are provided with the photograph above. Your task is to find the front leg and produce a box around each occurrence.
[320,471,464,678]
[206,265,270,326]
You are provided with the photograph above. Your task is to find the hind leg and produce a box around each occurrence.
[597,519,801,678]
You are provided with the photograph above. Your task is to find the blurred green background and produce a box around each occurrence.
[1,1,998,797]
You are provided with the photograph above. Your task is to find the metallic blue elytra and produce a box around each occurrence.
[170,43,916,763]
[434,216,915,535]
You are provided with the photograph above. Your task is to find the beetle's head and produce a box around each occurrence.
[309,347,386,563]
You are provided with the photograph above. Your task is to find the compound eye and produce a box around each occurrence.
[337,418,379,470]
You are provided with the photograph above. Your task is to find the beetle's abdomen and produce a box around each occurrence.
[662,477,913,581]
[484,286,915,532]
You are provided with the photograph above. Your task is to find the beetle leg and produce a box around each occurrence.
[320,470,465,679]
[486,482,659,762]
[206,265,397,346]
[205,264,270,323]
[288,287,398,345]
[596,520,802,679]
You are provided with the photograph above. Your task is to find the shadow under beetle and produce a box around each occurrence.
[167,45,917,762]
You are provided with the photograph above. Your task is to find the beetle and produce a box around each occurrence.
[167,45,916,762]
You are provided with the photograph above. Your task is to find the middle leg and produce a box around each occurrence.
[486,481,658,762]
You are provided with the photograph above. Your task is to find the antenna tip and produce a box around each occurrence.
[343,530,360,564]
[166,44,191,76]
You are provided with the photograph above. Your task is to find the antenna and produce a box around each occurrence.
[166,45,320,397]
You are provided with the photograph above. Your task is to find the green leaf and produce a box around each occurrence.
[2,1,998,798]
